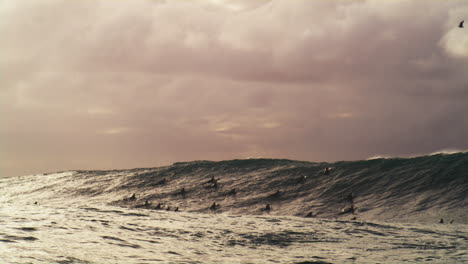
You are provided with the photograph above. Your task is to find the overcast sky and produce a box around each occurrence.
[1,0,467,177]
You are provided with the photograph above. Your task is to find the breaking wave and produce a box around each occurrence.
[1,152,467,223]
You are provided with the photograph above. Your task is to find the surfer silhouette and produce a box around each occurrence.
[179,187,187,197]
[208,176,215,183]
[157,178,167,185]
[206,177,219,189]
[341,204,356,215]
[296,175,307,184]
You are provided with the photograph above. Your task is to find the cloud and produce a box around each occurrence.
[1,0,467,177]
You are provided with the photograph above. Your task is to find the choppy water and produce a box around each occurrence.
[1,152,467,263]
[1,201,467,264]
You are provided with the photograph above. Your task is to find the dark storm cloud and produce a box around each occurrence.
[1,0,467,177]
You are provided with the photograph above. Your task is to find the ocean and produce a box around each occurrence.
[1,152,467,263]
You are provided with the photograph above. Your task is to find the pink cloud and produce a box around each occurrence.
[1,0,467,177]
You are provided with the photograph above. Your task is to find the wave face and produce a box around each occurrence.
[1,152,467,223]
[1,153,467,264]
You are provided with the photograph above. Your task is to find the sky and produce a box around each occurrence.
[1,0,467,177]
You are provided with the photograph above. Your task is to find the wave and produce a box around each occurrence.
[1,152,467,223]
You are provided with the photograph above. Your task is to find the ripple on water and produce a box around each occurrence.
[135,238,161,244]
[293,261,333,264]
[345,228,388,237]
[119,225,137,231]
[121,212,149,217]
[16,227,38,232]
[55,256,92,264]
[226,231,326,248]
[3,235,38,241]
[101,236,142,249]
[101,235,127,242]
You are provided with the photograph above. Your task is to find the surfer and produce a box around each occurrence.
[129,193,137,201]
[296,175,307,184]
[211,181,218,189]
[144,200,151,208]
[323,167,331,175]
[341,204,356,215]
[210,202,218,210]
[207,176,217,183]
[157,178,167,185]
[154,203,163,210]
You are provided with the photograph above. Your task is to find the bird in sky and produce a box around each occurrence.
[459,20,464,28]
